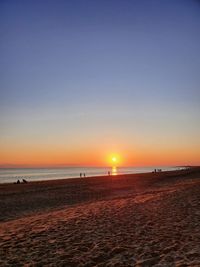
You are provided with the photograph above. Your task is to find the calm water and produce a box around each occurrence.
[0,166,183,184]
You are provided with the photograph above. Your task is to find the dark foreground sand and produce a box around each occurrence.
[0,168,200,266]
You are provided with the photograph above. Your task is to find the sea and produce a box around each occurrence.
[0,166,184,184]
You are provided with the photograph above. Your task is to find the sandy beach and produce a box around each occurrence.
[0,168,200,266]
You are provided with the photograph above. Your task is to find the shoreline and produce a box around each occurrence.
[0,167,199,223]
[0,167,200,266]
[0,166,192,186]
[0,166,188,185]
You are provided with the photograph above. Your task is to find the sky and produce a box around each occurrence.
[0,0,200,167]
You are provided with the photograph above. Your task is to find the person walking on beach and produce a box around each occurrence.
[80,173,82,178]
[84,173,86,177]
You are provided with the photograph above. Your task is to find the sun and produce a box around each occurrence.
[105,153,122,166]
[112,157,117,163]
[108,154,121,166]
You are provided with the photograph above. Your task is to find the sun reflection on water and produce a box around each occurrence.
[112,166,117,175]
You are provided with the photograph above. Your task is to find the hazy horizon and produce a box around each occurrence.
[0,163,188,169]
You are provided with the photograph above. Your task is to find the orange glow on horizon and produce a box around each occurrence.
[0,142,199,168]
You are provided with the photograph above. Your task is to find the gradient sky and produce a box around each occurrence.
[0,0,200,167]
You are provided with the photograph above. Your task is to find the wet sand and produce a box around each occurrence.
[0,168,200,266]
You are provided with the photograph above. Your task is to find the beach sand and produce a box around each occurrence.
[0,168,200,266]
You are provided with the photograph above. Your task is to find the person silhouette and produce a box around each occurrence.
[80,173,82,178]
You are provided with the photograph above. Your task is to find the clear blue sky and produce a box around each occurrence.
[0,0,200,166]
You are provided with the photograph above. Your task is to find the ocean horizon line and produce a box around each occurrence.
[0,166,187,184]
[0,164,189,169]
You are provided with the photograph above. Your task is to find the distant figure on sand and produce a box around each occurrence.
[84,173,86,177]
[80,173,82,178]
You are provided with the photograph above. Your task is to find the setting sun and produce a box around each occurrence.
[107,154,122,166]
[112,157,117,162]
